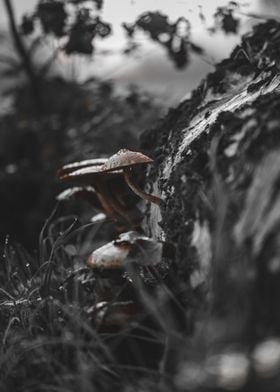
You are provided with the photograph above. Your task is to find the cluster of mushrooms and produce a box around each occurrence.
[57,149,166,329]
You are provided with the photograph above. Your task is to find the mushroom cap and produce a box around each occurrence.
[90,212,107,224]
[114,231,150,244]
[59,165,122,184]
[56,186,103,211]
[56,186,95,201]
[87,240,132,269]
[87,231,163,270]
[115,231,163,266]
[57,158,107,177]
[101,149,153,172]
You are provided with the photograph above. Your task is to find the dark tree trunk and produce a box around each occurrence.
[142,20,280,389]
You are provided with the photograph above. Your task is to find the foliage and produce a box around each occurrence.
[123,12,203,69]
[0,212,181,391]
[21,0,111,55]
[122,3,242,69]
[17,0,243,73]
[211,1,240,34]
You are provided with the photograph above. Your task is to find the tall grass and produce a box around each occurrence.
[0,206,185,391]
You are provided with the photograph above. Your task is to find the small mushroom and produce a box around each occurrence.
[87,237,131,269]
[101,149,161,205]
[56,186,103,211]
[58,163,141,226]
[101,150,153,171]
[87,231,163,269]
[56,149,160,228]
[57,158,107,177]
[90,212,107,224]
[86,232,168,330]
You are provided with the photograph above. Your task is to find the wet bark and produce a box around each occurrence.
[141,20,280,387]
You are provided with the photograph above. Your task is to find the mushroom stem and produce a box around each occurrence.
[123,169,161,205]
[97,182,136,225]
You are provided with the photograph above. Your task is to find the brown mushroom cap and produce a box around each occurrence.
[57,158,107,177]
[90,212,107,224]
[56,186,103,211]
[87,240,132,269]
[101,149,153,172]
[58,164,143,225]
[87,231,163,269]
[58,165,122,185]
[56,150,157,225]
[56,186,95,200]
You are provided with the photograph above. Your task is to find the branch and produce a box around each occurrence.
[4,0,43,112]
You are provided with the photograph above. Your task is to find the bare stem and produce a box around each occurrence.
[97,182,134,225]
[124,169,161,205]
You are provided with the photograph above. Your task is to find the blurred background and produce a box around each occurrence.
[1,0,278,105]
[0,0,279,249]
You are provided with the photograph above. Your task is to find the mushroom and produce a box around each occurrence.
[86,232,173,331]
[86,231,164,329]
[58,163,142,227]
[87,234,133,270]
[90,212,107,224]
[87,231,163,269]
[56,149,160,227]
[101,149,161,205]
[56,186,103,211]
[57,158,107,177]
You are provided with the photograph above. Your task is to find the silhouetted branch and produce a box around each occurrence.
[4,0,43,112]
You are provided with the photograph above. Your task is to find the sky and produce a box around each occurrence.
[0,0,278,104]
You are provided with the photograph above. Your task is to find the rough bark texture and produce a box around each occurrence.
[141,20,280,389]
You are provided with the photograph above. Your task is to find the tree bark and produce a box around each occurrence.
[142,19,280,387]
